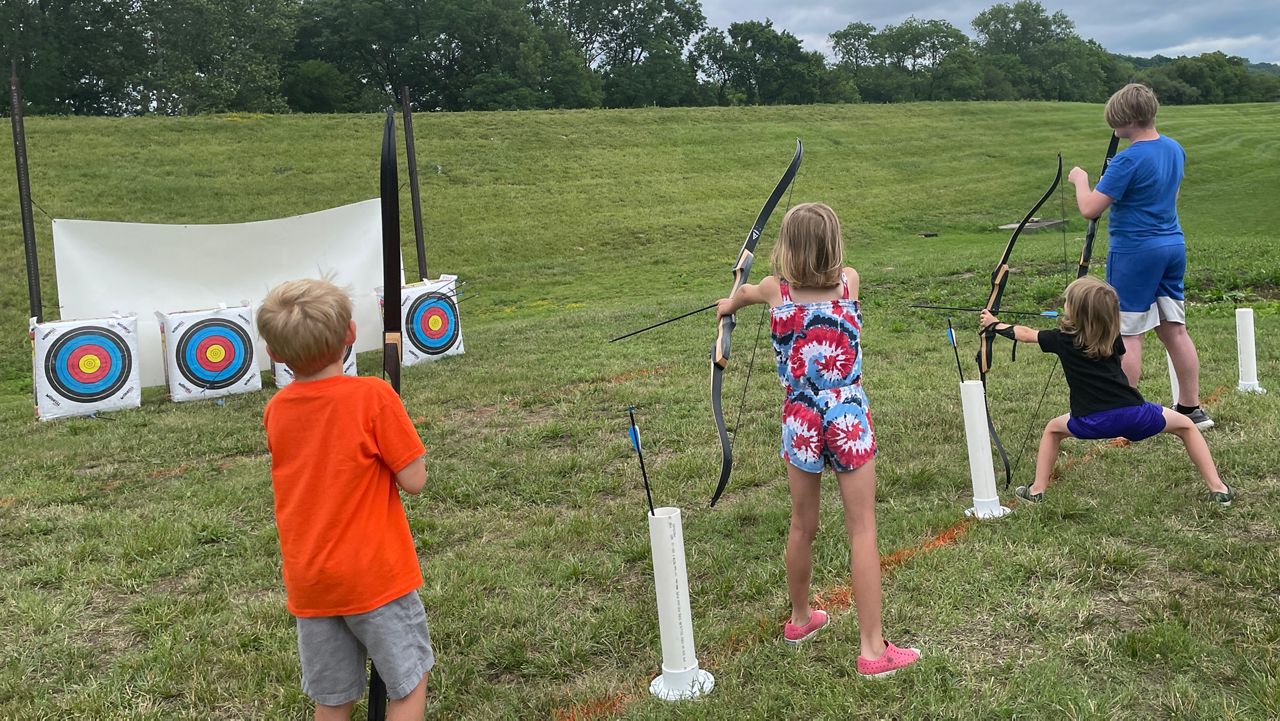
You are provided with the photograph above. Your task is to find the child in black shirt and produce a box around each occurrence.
[980,276,1232,506]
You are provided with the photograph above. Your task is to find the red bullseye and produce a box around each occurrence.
[67,344,112,384]
[420,308,450,339]
[195,336,235,372]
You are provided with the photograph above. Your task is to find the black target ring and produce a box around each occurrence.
[405,291,460,355]
[45,326,132,403]
[176,318,254,390]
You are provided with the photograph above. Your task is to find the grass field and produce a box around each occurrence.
[1,102,1278,719]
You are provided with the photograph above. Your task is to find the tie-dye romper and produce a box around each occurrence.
[770,276,877,473]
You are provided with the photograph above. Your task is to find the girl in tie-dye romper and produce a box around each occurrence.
[715,202,920,678]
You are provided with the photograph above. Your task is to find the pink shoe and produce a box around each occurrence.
[783,609,829,645]
[857,642,920,678]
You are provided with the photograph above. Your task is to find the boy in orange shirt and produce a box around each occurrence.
[258,279,432,720]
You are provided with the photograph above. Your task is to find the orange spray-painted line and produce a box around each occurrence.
[1202,384,1227,408]
[814,516,975,614]
[553,691,636,721]
[553,517,976,720]
[1051,437,1130,480]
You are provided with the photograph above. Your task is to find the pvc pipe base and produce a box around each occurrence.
[650,667,714,701]
[1237,382,1266,394]
[965,502,1011,520]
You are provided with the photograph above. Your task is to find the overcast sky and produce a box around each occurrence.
[700,1,1280,65]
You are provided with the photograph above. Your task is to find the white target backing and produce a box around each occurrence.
[157,306,262,402]
[400,274,465,366]
[273,346,358,388]
[32,315,142,420]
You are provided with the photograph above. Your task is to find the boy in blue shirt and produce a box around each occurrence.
[1067,83,1213,430]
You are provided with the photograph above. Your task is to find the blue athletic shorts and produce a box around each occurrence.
[1066,402,1167,441]
[1106,245,1186,335]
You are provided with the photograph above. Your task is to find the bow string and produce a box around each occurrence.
[979,154,1063,491]
[709,139,803,507]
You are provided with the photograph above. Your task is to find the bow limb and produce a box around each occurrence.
[381,110,403,395]
[979,153,1063,371]
[370,108,401,721]
[1002,138,1121,491]
[1077,134,1120,279]
[977,154,1062,491]
[709,139,803,507]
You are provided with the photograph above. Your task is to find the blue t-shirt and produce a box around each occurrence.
[1096,135,1185,251]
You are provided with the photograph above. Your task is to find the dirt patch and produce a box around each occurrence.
[76,461,121,478]
[215,451,269,471]
[81,590,142,660]
[606,365,672,385]
[446,399,520,430]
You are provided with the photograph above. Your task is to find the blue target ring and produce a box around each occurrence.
[176,319,254,390]
[45,326,132,403]
[406,292,460,355]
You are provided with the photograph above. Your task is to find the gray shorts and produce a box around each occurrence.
[296,591,435,706]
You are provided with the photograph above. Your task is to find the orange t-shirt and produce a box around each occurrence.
[263,375,425,617]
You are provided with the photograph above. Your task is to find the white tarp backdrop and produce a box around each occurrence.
[53,200,401,387]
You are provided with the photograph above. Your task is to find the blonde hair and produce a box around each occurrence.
[1104,83,1159,129]
[1059,276,1121,359]
[257,278,353,375]
[770,202,844,288]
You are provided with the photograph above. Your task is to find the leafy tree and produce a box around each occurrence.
[531,0,705,70]
[970,1,1120,102]
[971,1,1072,59]
[3,0,150,115]
[140,0,297,114]
[719,20,817,105]
[1139,52,1280,104]
[538,28,605,108]
[829,22,876,73]
[603,44,699,107]
[282,59,350,113]
[294,0,600,112]
[931,45,983,100]
[690,29,738,105]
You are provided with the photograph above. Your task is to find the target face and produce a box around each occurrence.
[274,346,356,388]
[176,319,254,390]
[44,326,133,403]
[406,292,460,355]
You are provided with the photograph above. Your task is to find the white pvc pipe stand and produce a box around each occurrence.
[647,507,714,701]
[1236,308,1266,394]
[1167,351,1180,406]
[960,381,1011,519]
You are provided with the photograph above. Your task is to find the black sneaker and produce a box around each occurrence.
[1184,407,1215,430]
[1206,485,1234,507]
[1015,485,1044,503]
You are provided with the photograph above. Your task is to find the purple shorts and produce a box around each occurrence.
[1067,402,1167,441]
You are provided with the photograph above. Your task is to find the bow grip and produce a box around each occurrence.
[713,313,736,368]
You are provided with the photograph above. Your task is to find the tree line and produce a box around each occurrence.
[3,0,1277,115]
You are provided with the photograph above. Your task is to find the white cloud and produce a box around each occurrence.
[698,1,1280,66]
[1144,35,1277,63]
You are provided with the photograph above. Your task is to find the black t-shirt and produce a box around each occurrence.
[1037,329,1146,417]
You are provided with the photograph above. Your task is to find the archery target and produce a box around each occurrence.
[401,275,465,366]
[32,315,142,420]
[273,346,358,388]
[158,306,262,402]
